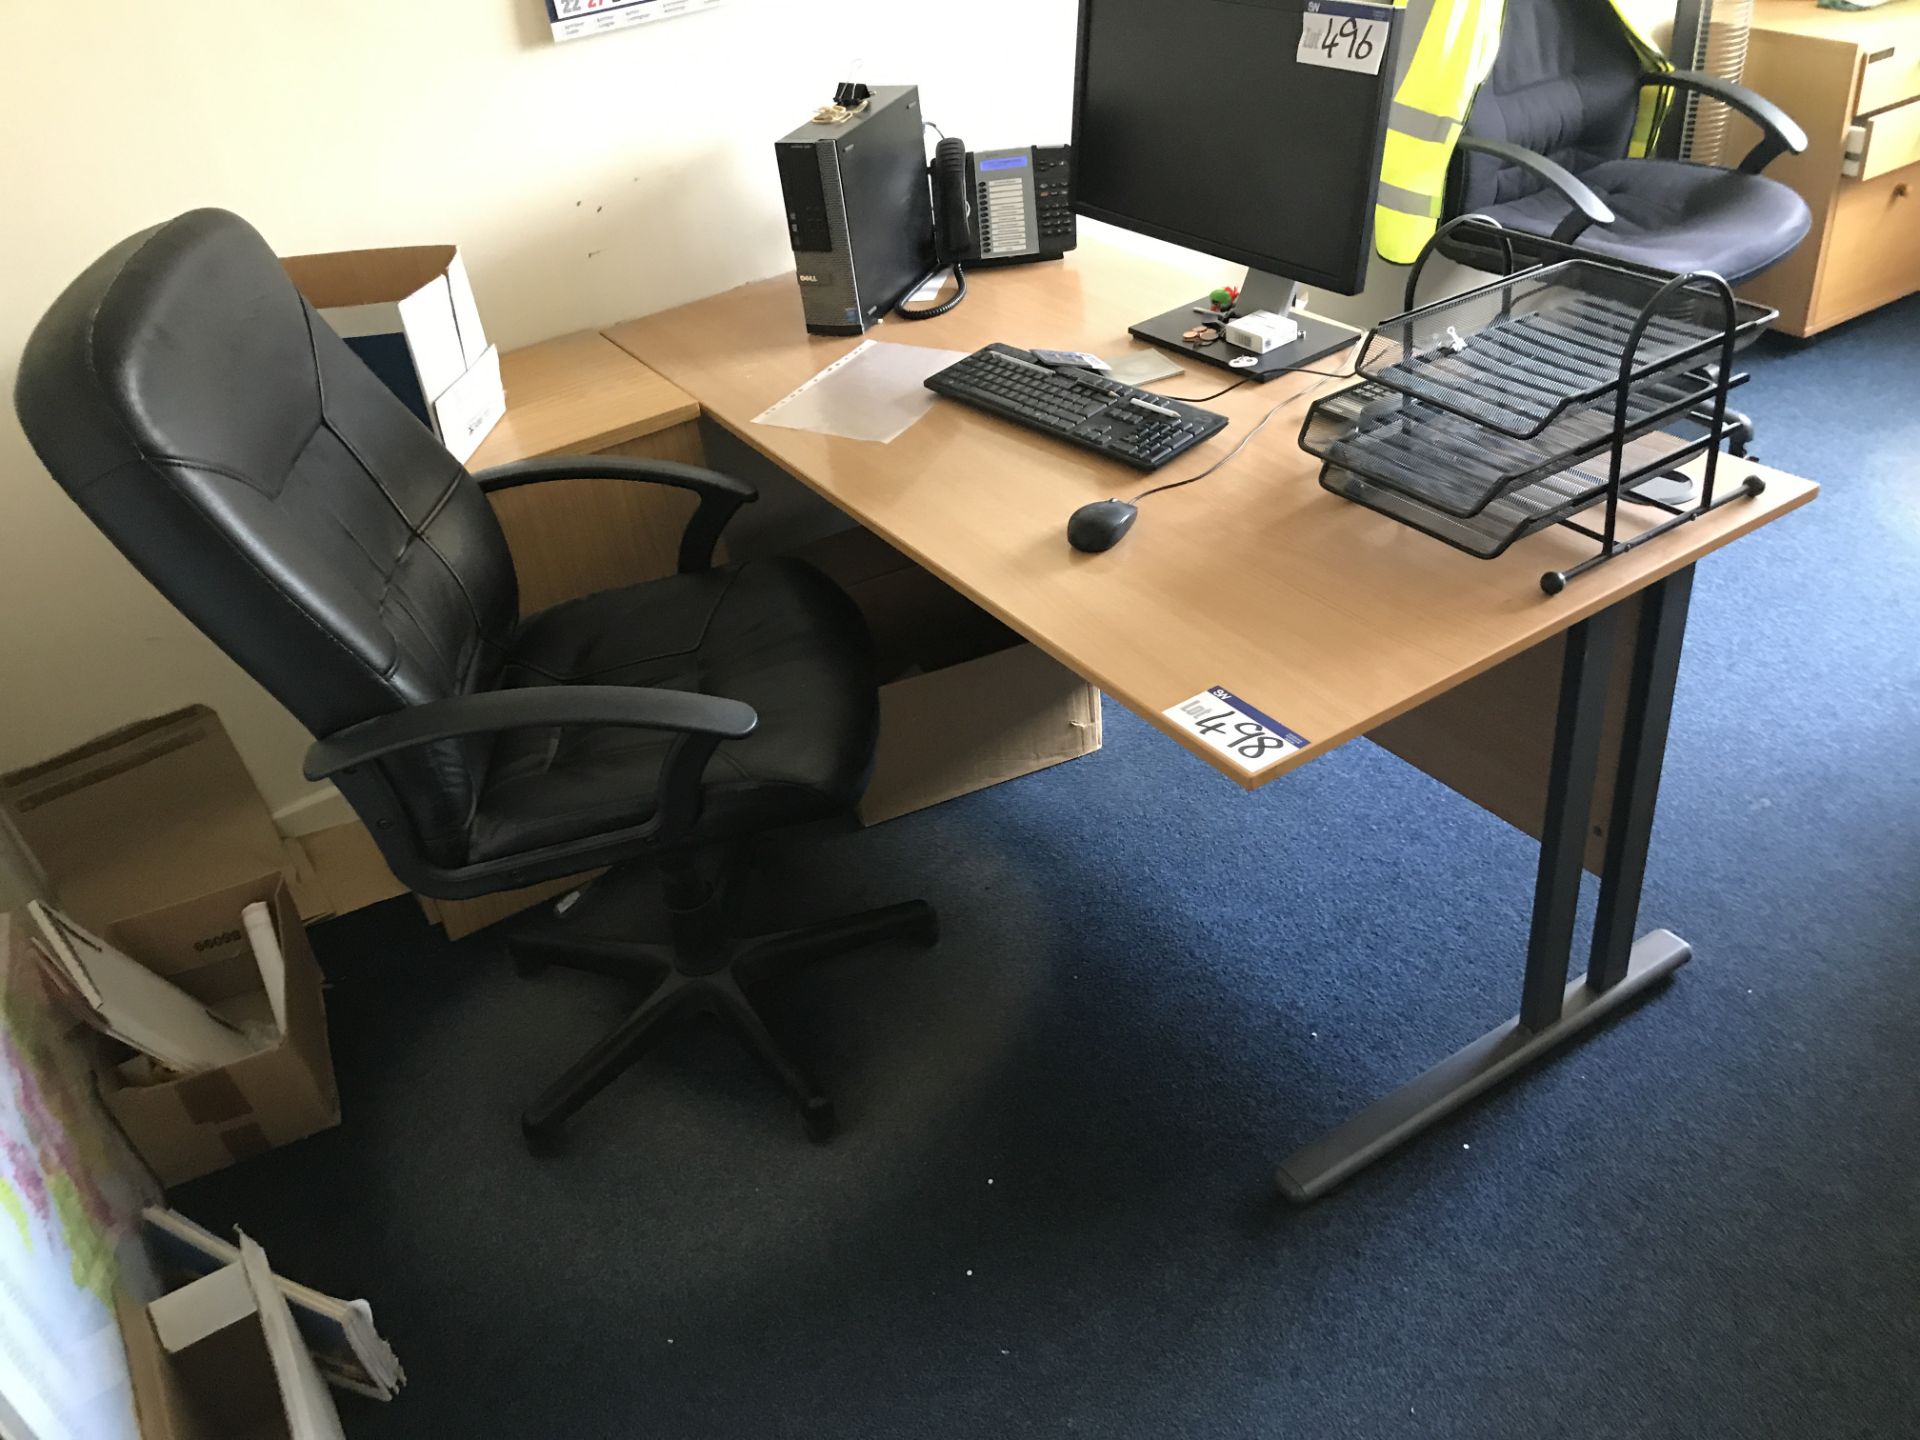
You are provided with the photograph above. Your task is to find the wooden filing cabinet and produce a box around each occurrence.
[1733,0,1920,336]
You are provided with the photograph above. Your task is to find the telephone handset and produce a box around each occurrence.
[897,139,1076,320]
[932,137,974,268]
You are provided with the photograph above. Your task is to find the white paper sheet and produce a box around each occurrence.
[754,341,972,444]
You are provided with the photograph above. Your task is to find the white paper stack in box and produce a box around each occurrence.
[280,244,505,464]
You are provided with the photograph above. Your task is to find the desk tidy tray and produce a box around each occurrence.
[1309,218,1778,593]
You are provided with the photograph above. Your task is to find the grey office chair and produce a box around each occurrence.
[1442,0,1812,283]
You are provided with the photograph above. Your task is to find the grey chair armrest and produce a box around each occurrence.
[1457,136,1616,242]
[304,685,758,781]
[1640,70,1808,174]
[471,456,758,573]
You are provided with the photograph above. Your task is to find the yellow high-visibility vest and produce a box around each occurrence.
[1374,0,1673,264]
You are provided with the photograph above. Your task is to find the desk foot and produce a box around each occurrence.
[1275,930,1691,1203]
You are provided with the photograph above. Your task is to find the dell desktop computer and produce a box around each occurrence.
[776,85,936,336]
[1071,0,1402,379]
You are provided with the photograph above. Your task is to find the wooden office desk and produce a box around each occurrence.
[605,248,1814,794]
[607,240,1819,1200]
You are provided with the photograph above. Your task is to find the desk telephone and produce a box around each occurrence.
[901,138,1076,319]
[774,85,1075,333]
[934,138,1077,268]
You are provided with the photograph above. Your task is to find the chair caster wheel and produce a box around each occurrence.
[522,1115,566,1156]
[800,1096,836,1143]
[908,905,940,946]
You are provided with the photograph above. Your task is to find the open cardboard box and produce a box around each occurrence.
[128,1235,350,1440]
[0,707,342,1185]
[97,876,339,1187]
[797,526,1103,824]
[281,244,505,465]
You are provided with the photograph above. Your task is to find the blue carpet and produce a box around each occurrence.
[179,295,1920,1438]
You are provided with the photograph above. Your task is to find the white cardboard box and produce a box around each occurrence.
[280,245,506,465]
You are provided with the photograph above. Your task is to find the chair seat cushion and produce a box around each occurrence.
[468,557,877,863]
[1474,159,1812,283]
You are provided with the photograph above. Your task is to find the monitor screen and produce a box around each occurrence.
[1072,0,1398,294]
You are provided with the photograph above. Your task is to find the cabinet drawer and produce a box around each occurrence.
[1812,160,1920,331]
[1844,97,1920,180]
[1858,40,1920,117]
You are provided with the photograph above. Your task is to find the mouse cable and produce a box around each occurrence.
[1147,348,1361,404]
[1127,356,1359,505]
[1127,395,1297,503]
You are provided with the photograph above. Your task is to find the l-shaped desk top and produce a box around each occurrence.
[605,238,1818,789]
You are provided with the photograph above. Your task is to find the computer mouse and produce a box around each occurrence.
[1068,499,1139,553]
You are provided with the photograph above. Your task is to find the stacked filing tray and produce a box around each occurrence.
[1299,256,1775,587]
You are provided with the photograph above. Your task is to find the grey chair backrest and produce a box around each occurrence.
[1455,0,1646,212]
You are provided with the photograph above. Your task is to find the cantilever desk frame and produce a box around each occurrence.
[604,240,1817,1200]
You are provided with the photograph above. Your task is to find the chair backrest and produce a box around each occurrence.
[1454,0,1646,213]
[14,210,519,866]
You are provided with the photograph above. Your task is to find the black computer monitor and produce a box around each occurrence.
[1072,0,1401,379]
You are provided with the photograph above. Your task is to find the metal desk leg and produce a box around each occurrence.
[1276,571,1697,1203]
[1589,566,1694,991]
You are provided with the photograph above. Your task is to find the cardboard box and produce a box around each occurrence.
[280,244,505,465]
[133,1233,353,1439]
[416,871,599,943]
[98,878,339,1187]
[798,527,1103,824]
[0,708,342,1185]
[0,707,330,926]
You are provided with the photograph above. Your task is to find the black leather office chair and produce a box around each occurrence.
[1443,0,1813,283]
[14,209,937,1149]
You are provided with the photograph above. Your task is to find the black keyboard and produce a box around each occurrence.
[924,344,1229,471]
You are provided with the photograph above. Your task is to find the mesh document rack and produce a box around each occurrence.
[1303,217,1775,593]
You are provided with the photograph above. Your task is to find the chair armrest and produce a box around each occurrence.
[470,456,758,574]
[304,685,758,781]
[1640,70,1808,174]
[1456,137,1616,239]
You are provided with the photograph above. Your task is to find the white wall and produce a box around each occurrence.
[0,0,1080,883]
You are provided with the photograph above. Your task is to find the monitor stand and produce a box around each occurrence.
[1128,271,1357,383]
